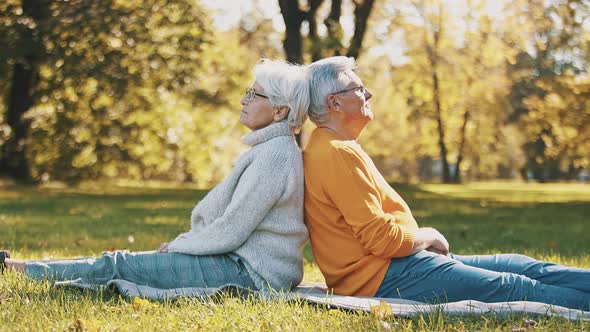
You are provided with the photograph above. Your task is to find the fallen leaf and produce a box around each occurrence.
[370,300,393,319]
[132,297,151,311]
[132,297,150,310]
[522,319,537,328]
[511,319,537,332]
[67,318,84,332]
[380,320,392,330]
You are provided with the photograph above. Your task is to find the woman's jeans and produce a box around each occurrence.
[376,251,590,311]
[25,250,256,290]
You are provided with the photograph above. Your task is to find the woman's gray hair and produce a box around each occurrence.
[307,56,357,124]
[253,59,310,133]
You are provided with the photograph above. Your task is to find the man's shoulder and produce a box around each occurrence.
[304,139,365,173]
[305,134,361,157]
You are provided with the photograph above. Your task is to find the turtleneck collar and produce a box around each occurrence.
[241,121,293,147]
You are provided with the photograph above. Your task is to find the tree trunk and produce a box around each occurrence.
[427,4,451,183]
[279,0,374,63]
[278,0,305,64]
[323,0,343,58]
[0,61,35,180]
[432,67,451,183]
[0,0,47,181]
[347,0,375,59]
[309,0,325,61]
[453,108,470,183]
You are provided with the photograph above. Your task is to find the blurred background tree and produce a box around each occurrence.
[359,0,588,183]
[0,0,256,186]
[504,0,590,182]
[0,0,588,185]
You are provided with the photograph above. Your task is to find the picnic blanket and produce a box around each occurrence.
[54,279,590,321]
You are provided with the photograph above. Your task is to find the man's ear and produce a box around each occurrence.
[273,106,290,122]
[327,95,342,112]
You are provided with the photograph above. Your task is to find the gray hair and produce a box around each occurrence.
[253,59,310,133]
[307,56,357,124]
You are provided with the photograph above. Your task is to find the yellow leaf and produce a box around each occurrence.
[132,297,151,311]
[370,300,393,319]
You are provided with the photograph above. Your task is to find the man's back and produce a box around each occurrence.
[303,128,419,296]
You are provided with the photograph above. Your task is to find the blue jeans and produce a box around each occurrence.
[25,250,256,290]
[376,251,590,310]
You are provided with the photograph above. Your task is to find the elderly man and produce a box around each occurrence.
[303,56,590,310]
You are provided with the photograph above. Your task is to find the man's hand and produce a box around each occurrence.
[426,246,448,255]
[410,227,449,255]
[158,243,169,253]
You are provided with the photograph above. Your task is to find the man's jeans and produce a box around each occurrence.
[376,251,590,310]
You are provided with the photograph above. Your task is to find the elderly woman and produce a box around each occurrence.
[0,59,310,292]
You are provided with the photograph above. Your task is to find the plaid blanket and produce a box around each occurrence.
[54,279,590,322]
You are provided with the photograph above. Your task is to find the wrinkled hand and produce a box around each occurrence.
[158,243,169,253]
[426,246,448,255]
[411,227,449,255]
[425,228,449,255]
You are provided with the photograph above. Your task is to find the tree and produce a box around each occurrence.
[505,0,590,181]
[0,0,211,181]
[277,0,376,63]
[451,0,515,182]
[363,0,517,183]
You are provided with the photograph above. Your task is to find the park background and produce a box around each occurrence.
[1,0,589,186]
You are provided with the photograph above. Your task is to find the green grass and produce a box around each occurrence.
[1,181,589,331]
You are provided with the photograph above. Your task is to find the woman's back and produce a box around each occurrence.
[168,122,308,290]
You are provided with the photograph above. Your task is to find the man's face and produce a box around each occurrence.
[333,70,373,123]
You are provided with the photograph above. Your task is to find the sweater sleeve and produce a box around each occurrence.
[325,145,415,258]
[167,150,289,255]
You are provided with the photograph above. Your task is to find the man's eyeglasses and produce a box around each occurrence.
[332,85,368,96]
[245,88,268,102]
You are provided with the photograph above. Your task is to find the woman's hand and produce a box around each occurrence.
[158,243,169,253]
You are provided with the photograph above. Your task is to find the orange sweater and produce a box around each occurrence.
[303,128,418,296]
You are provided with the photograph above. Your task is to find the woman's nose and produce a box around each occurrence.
[240,96,248,106]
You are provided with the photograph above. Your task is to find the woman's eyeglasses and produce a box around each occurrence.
[245,88,268,102]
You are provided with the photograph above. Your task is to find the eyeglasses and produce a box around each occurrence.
[332,85,368,96]
[245,88,268,102]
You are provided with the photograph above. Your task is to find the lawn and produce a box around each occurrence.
[1,181,589,331]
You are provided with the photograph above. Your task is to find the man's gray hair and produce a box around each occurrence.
[253,59,310,133]
[307,56,357,124]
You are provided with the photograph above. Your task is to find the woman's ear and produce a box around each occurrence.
[273,106,290,122]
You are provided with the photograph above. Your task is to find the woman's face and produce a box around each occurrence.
[240,82,276,131]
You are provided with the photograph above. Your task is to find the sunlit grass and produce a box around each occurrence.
[1,182,589,331]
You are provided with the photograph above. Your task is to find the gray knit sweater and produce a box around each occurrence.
[167,122,308,291]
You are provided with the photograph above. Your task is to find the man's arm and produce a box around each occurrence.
[323,145,416,258]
